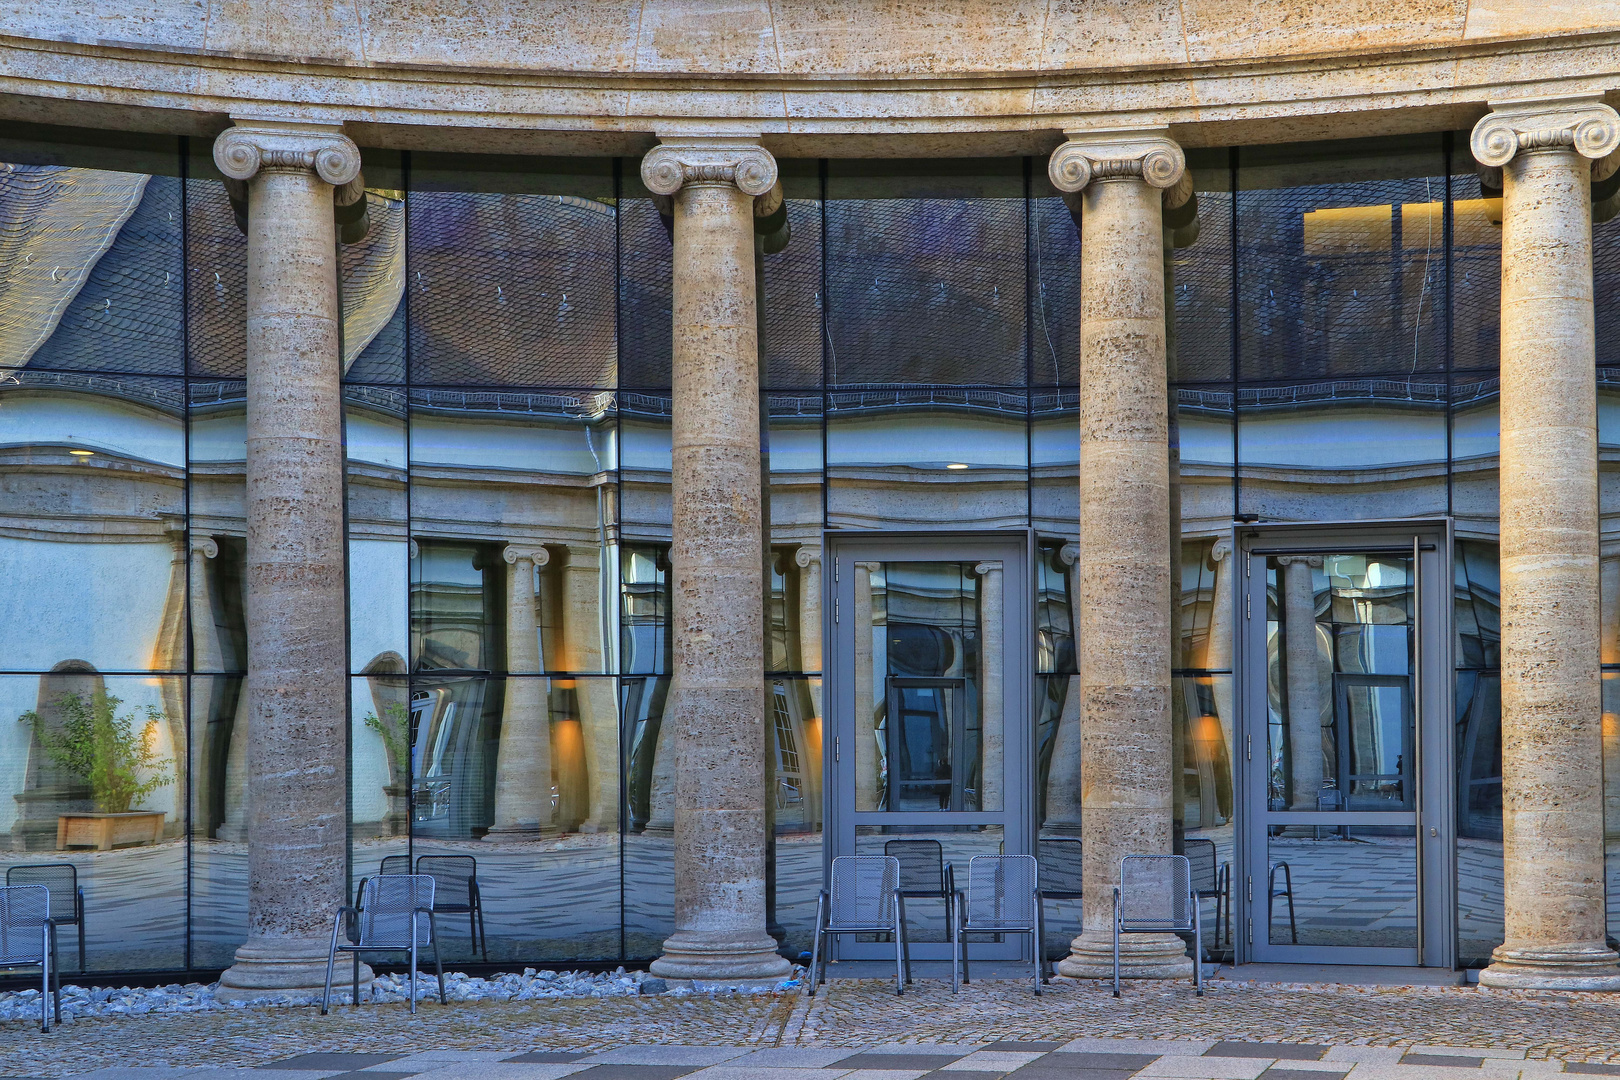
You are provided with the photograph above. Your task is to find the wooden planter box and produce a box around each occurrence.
[57,811,165,851]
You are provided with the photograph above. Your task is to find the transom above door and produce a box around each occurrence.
[1235,521,1454,968]
[825,533,1031,961]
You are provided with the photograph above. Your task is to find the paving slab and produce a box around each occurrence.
[1140,1057,1274,1080]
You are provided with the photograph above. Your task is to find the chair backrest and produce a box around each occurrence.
[415,855,476,906]
[0,885,49,965]
[963,854,1038,927]
[356,874,436,947]
[1118,854,1193,930]
[827,856,899,927]
[884,839,945,893]
[379,855,411,875]
[1183,838,1218,893]
[5,864,77,922]
[1037,838,1083,893]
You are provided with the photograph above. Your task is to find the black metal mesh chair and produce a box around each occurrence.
[1182,838,1228,949]
[322,874,446,1015]
[1114,854,1201,998]
[1269,860,1299,943]
[884,839,953,980]
[7,864,85,972]
[0,884,59,1031]
[953,854,1042,996]
[415,855,486,961]
[808,855,907,996]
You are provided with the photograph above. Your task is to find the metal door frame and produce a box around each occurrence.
[1232,519,1455,968]
[824,531,1033,961]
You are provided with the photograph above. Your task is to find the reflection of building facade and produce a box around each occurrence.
[2,6,1620,992]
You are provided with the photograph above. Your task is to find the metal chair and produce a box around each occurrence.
[1036,838,1082,960]
[7,864,85,972]
[1113,854,1201,998]
[1182,838,1228,949]
[0,884,59,1031]
[415,855,487,961]
[353,853,412,909]
[1269,860,1299,944]
[953,854,1042,996]
[322,873,446,1015]
[808,855,908,996]
[884,839,954,980]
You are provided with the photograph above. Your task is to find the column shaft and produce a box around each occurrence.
[489,546,554,838]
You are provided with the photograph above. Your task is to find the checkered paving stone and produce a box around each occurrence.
[7,978,1620,1080]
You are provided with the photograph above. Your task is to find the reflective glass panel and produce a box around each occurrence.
[854,823,1004,943]
[347,388,409,677]
[341,150,406,384]
[1456,669,1503,966]
[1267,826,1418,948]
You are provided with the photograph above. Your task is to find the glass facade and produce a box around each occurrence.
[1,121,1617,974]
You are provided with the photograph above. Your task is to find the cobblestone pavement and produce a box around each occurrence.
[5,977,1620,1079]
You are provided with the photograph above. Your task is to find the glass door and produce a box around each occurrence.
[826,534,1030,961]
[1236,522,1453,967]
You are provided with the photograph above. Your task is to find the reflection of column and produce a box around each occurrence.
[853,561,881,812]
[1472,98,1620,991]
[489,545,554,839]
[149,522,189,833]
[796,546,822,675]
[188,537,223,840]
[643,139,791,984]
[644,687,676,837]
[1206,539,1237,824]
[1049,130,1193,982]
[1277,555,1325,809]
[1602,554,1620,665]
[1044,543,1083,835]
[212,121,367,1001]
[975,561,1004,813]
[560,548,619,833]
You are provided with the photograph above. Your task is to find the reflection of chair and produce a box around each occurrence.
[415,855,487,961]
[1113,854,1201,998]
[353,854,411,909]
[885,839,954,979]
[953,854,1042,996]
[1315,787,1347,840]
[1269,861,1299,943]
[0,884,59,1031]
[322,874,445,1015]
[1036,838,1083,958]
[1182,839,1228,949]
[7,864,85,972]
[809,855,907,996]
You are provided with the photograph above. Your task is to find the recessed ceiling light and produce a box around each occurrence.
[68,449,94,457]
[946,462,969,470]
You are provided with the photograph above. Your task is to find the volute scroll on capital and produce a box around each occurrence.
[640,143,778,199]
[1470,98,1620,170]
[1047,133,1186,194]
[212,124,362,188]
[502,545,551,568]
[794,545,822,569]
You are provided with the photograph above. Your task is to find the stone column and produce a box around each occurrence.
[1277,555,1325,809]
[642,139,792,984]
[1206,539,1237,821]
[212,120,367,1001]
[796,545,823,676]
[1049,131,1193,981]
[853,561,882,812]
[1472,97,1620,991]
[1043,543,1084,835]
[976,560,1004,812]
[560,547,619,834]
[488,545,555,839]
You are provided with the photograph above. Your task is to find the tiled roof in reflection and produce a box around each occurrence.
[410,386,614,420]
[1175,377,1503,416]
[828,384,1027,415]
[409,190,616,386]
[185,178,247,377]
[5,368,184,413]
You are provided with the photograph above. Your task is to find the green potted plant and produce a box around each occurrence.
[19,689,175,850]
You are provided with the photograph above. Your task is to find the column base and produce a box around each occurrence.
[1056,929,1193,980]
[217,935,372,1003]
[1480,943,1620,991]
[649,929,793,984]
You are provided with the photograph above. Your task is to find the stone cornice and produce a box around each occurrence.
[641,140,777,196]
[1471,94,1620,170]
[2,29,1620,153]
[1048,130,1184,192]
[213,120,362,185]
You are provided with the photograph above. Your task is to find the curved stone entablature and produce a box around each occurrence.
[1,5,1619,155]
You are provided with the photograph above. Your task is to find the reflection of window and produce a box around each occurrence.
[771,683,801,810]
[1035,542,1074,675]
[411,540,503,671]
[620,544,671,675]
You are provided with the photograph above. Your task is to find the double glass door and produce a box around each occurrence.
[1236,522,1453,966]
[826,534,1030,960]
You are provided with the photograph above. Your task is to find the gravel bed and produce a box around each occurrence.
[0,966,804,1022]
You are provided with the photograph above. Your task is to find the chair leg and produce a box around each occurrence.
[478,901,489,961]
[409,941,418,1015]
[807,896,823,997]
[950,901,960,994]
[1194,907,1204,997]
[893,912,905,996]
[78,912,86,974]
[322,919,340,1015]
[353,953,361,1007]
[39,923,50,1033]
[1112,892,1121,999]
[434,938,446,1005]
[898,895,912,985]
[50,924,61,1025]
[1287,890,1298,944]
[1031,927,1041,997]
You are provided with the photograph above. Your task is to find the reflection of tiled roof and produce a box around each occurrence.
[1030,196,1078,386]
[185,178,247,378]
[762,200,822,389]
[618,197,670,388]
[341,194,405,380]
[409,190,616,386]
[9,369,184,413]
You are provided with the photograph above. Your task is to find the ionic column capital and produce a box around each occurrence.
[1275,555,1324,569]
[503,545,551,568]
[1048,130,1185,194]
[213,121,362,188]
[794,545,822,569]
[191,536,220,560]
[1210,538,1232,563]
[1471,96,1620,174]
[974,560,1004,577]
[641,139,778,198]
[1059,542,1079,568]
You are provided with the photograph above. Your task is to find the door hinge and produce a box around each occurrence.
[834,597,840,623]
[1246,875,1252,903]
[1247,917,1253,945]
[1245,593,1251,619]
[1246,734,1251,761]
[835,735,840,762]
